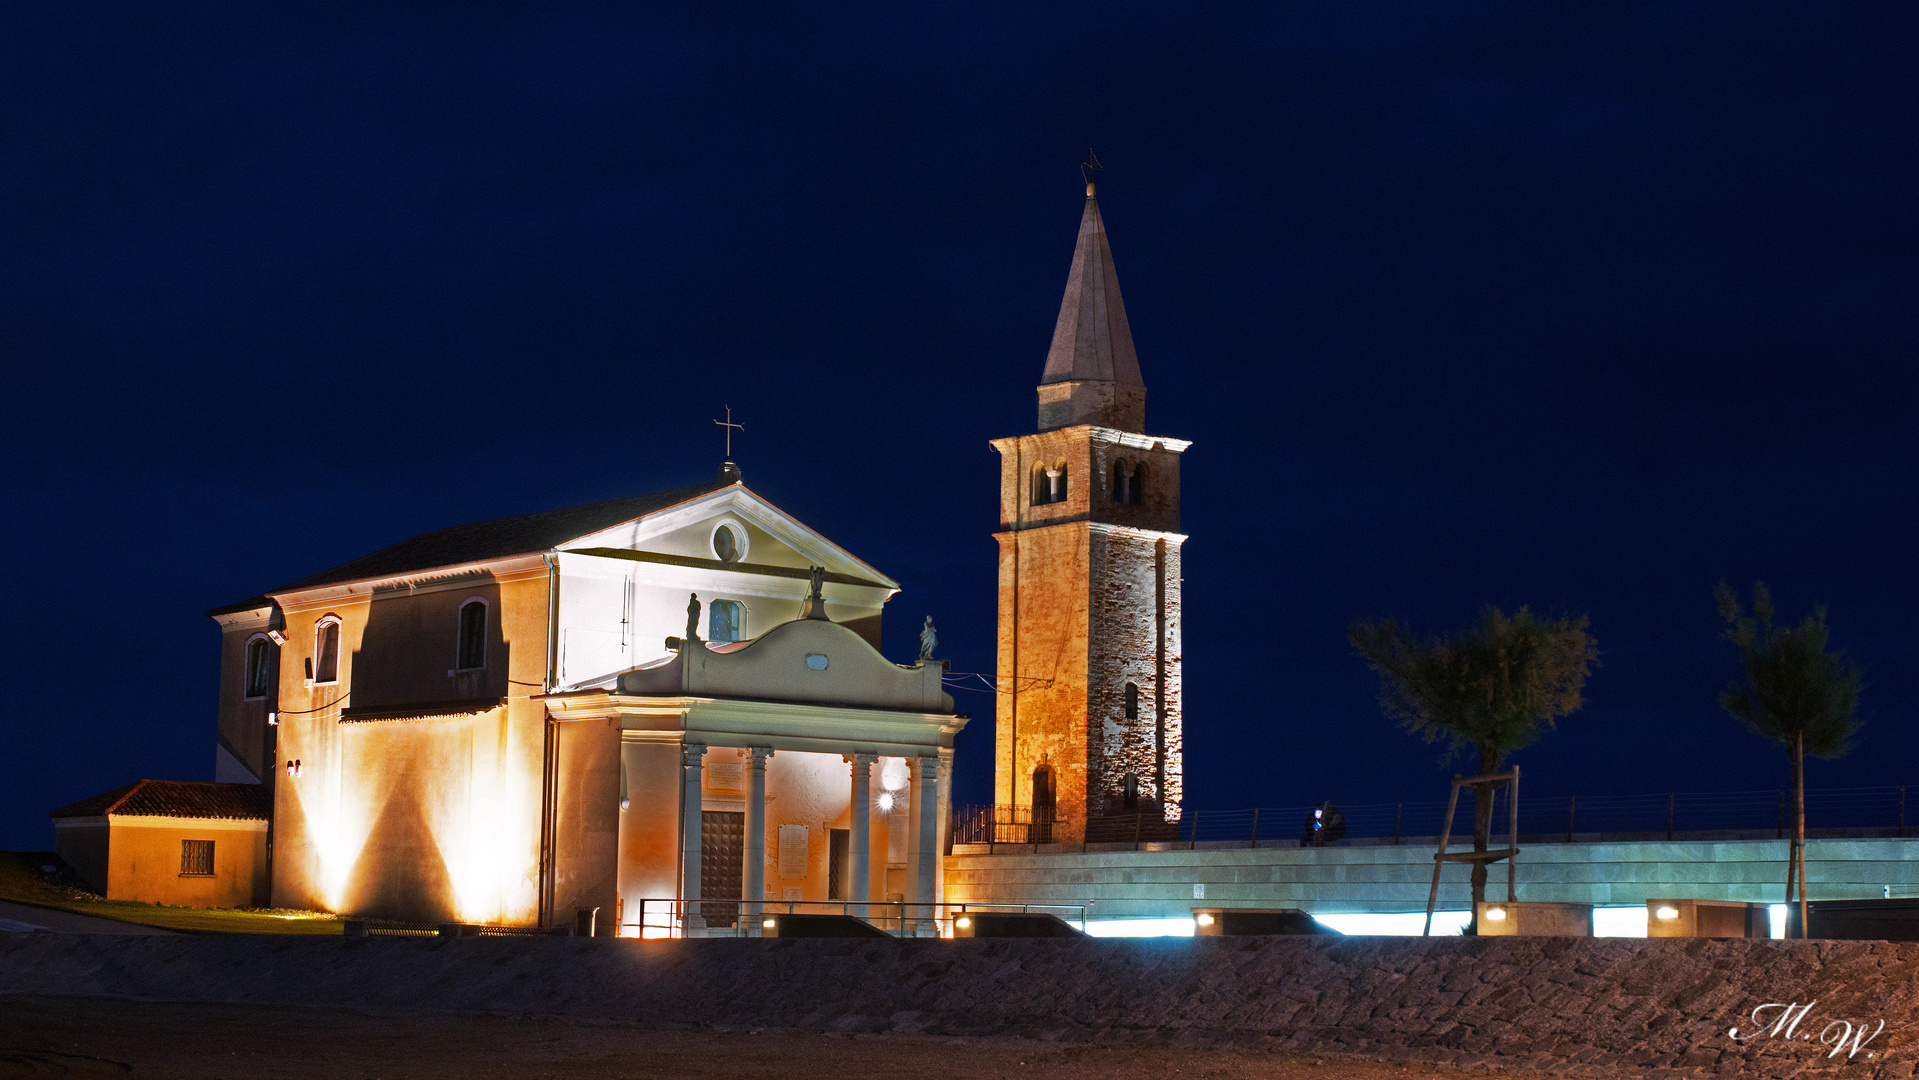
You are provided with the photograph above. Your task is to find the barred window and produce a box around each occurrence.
[180,839,214,877]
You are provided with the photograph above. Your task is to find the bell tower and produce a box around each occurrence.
[990,180,1190,842]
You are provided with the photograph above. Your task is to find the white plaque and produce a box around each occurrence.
[778,824,808,879]
[706,762,744,793]
[782,887,802,902]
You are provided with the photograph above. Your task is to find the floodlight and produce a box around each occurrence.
[762,918,777,929]
[1485,906,1507,921]
[955,916,971,929]
[1655,905,1679,920]
[1196,913,1215,926]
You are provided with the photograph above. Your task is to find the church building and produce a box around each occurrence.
[206,466,962,934]
[992,179,1189,843]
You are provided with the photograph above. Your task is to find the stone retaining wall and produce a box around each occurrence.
[945,837,1919,917]
[2,932,1915,1077]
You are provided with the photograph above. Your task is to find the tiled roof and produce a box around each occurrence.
[209,480,729,614]
[49,779,273,821]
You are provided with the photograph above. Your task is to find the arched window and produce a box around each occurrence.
[456,599,488,670]
[1112,459,1131,503]
[1123,771,1140,810]
[1032,762,1056,822]
[1053,461,1069,501]
[708,599,742,644]
[1124,681,1139,720]
[312,617,341,685]
[243,636,272,699]
[1031,463,1050,505]
[1129,462,1146,504]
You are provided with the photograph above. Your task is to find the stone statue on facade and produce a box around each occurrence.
[919,616,939,662]
[803,565,829,620]
[685,593,701,641]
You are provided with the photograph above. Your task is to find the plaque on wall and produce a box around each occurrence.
[706,762,744,793]
[782,887,803,902]
[778,824,808,879]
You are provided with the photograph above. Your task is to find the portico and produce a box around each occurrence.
[543,610,963,936]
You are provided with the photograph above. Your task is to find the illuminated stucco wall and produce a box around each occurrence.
[270,566,550,924]
[55,816,266,908]
[211,605,274,782]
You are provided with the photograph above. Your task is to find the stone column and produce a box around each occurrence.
[680,742,706,934]
[914,755,941,936]
[744,746,773,933]
[847,753,876,917]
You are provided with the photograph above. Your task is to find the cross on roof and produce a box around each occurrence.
[714,406,744,458]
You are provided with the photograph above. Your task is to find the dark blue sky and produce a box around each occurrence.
[3,2,1914,848]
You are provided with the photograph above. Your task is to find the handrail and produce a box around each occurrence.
[622,897,1089,939]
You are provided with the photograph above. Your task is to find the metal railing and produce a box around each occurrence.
[952,804,1068,845]
[956,785,1913,848]
[623,897,1088,939]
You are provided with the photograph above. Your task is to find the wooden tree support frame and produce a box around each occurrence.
[1423,766,1520,936]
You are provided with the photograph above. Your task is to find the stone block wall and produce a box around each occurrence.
[945,838,1919,917]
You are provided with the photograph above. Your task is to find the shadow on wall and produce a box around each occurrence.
[342,776,459,924]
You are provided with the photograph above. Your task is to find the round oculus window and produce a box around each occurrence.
[712,521,745,562]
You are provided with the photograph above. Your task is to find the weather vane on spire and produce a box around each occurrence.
[1080,149,1103,195]
[714,406,744,458]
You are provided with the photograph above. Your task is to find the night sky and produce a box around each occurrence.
[4,2,1914,849]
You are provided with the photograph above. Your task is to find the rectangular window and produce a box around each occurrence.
[708,600,742,644]
[180,839,214,876]
[244,638,271,698]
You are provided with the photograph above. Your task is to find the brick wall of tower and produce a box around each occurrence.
[1086,529,1183,821]
[994,523,1092,837]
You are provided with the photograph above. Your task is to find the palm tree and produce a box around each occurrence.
[1351,607,1597,930]
[1716,582,1862,937]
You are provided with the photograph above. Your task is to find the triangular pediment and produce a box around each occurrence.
[560,485,896,590]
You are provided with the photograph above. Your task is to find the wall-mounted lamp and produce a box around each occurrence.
[1484,906,1507,921]
[1195,913,1215,927]
[1655,905,1679,920]
[266,630,287,646]
[762,917,777,929]
[955,916,971,929]
[267,712,278,726]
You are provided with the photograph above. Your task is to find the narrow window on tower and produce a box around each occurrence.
[456,599,488,670]
[313,618,341,685]
[1129,462,1147,504]
[243,636,272,699]
[1124,681,1139,720]
[708,599,742,644]
[1031,463,1050,505]
[1053,461,1069,502]
[1112,460,1130,503]
[1123,771,1140,810]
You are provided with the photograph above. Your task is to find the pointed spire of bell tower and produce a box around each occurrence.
[1037,171,1146,432]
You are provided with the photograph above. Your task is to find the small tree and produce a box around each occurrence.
[1351,607,1597,929]
[1716,581,1862,937]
